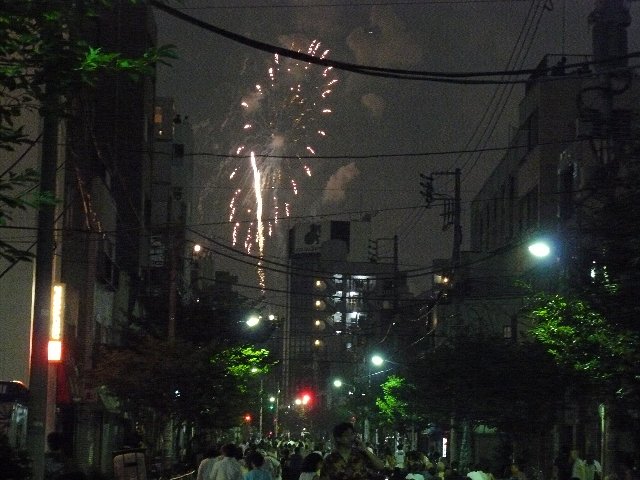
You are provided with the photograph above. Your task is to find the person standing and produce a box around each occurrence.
[44,432,79,480]
[570,449,586,480]
[261,446,282,480]
[209,444,244,480]
[287,446,304,480]
[509,462,528,480]
[299,452,323,480]
[198,446,221,480]
[395,444,406,470]
[245,451,273,480]
[319,422,385,480]
[584,453,602,480]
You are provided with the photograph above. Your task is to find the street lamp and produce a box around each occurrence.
[246,315,261,327]
[333,378,362,397]
[528,240,551,258]
[371,354,384,367]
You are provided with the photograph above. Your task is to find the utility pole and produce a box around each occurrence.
[420,168,463,466]
[27,90,59,480]
[424,168,462,270]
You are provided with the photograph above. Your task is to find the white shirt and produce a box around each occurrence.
[209,456,244,480]
[198,457,219,480]
[467,471,490,480]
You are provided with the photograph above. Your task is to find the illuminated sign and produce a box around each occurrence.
[48,284,65,362]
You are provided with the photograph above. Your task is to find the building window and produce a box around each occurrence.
[153,106,163,124]
[503,325,512,339]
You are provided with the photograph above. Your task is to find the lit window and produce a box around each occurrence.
[153,106,163,124]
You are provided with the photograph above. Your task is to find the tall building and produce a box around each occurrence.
[140,97,195,338]
[284,219,413,432]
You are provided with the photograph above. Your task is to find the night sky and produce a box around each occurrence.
[154,0,640,300]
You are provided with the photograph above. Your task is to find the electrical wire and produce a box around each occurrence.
[149,0,640,84]
[452,0,541,182]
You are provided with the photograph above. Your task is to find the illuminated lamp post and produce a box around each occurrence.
[528,240,551,258]
[246,314,261,328]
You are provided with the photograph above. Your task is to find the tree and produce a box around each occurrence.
[528,292,639,400]
[527,157,640,403]
[0,168,54,262]
[93,334,275,452]
[405,337,564,462]
[375,374,410,429]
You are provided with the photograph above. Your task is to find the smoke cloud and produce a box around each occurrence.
[323,163,360,204]
[361,93,385,118]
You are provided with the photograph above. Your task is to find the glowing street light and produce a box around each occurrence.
[371,354,384,367]
[246,315,261,327]
[528,241,551,258]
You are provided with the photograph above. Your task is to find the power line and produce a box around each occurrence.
[149,0,640,84]
[174,0,537,10]
[456,0,545,181]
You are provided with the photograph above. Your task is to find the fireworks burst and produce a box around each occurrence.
[224,38,338,285]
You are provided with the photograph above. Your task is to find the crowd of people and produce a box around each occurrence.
[193,422,638,480]
[194,423,503,480]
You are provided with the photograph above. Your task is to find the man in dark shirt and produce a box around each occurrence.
[319,422,385,480]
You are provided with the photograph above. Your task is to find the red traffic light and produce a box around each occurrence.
[294,390,312,406]
[244,414,252,422]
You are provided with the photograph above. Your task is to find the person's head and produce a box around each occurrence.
[332,422,356,447]
[301,452,324,473]
[204,446,219,458]
[570,449,580,461]
[221,443,237,458]
[406,451,426,472]
[247,451,265,470]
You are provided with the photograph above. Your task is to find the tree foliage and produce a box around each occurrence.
[405,337,564,439]
[527,161,640,402]
[0,168,55,262]
[0,0,175,261]
[93,335,275,444]
[375,374,410,427]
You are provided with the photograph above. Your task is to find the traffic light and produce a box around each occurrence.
[368,239,378,263]
[244,413,252,422]
[295,390,313,407]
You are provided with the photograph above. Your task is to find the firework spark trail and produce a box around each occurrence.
[250,151,266,288]
[223,38,338,287]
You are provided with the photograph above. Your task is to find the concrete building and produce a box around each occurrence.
[139,97,195,338]
[55,2,161,475]
[284,219,416,434]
